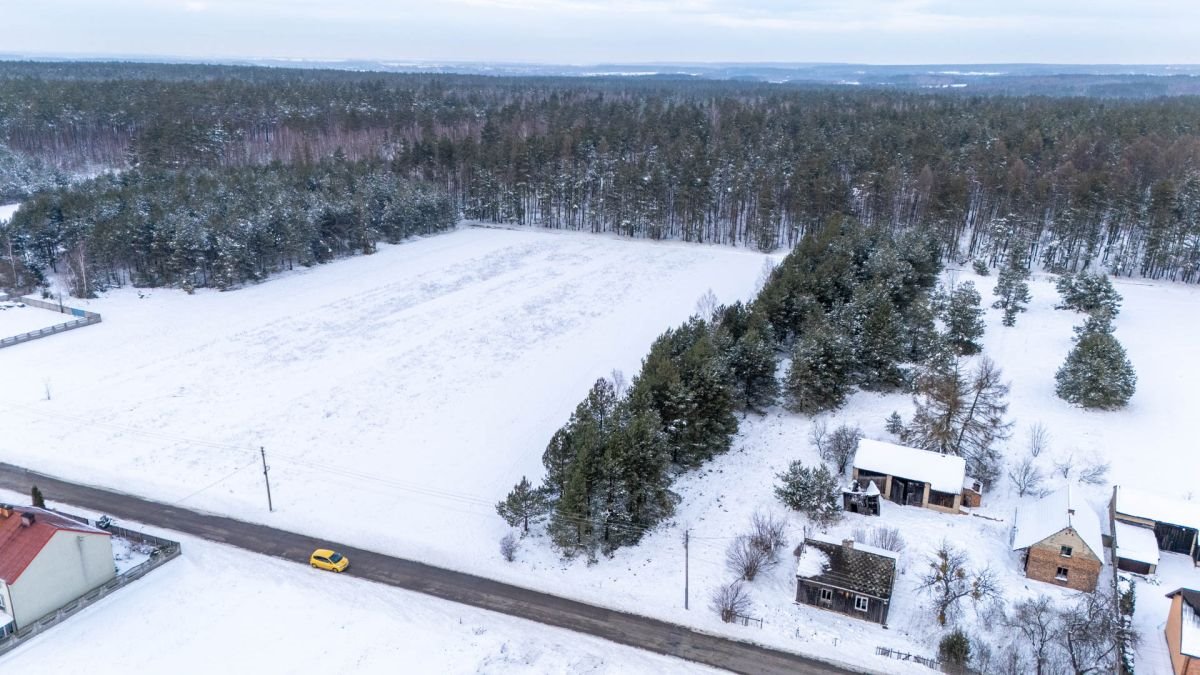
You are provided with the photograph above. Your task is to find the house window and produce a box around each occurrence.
[1056,566,1069,581]
[1060,545,1073,557]
[818,588,833,607]
[854,596,869,612]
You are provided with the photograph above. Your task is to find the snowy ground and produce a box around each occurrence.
[1,224,1197,672]
[0,302,71,337]
[0,203,18,223]
[0,492,714,675]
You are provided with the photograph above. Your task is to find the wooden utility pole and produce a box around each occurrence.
[260,446,273,512]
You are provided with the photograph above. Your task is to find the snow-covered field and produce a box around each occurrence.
[0,302,71,337]
[1,223,1197,672]
[0,492,713,675]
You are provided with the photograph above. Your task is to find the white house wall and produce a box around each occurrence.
[8,531,115,628]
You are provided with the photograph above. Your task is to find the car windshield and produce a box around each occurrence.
[328,553,344,563]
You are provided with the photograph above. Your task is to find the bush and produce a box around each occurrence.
[939,629,972,670]
[972,259,989,276]
[727,535,772,581]
[499,532,519,562]
[749,511,787,559]
[710,581,752,623]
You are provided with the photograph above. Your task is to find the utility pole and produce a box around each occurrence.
[684,528,690,610]
[260,446,273,512]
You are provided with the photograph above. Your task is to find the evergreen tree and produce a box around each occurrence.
[717,321,780,413]
[941,281,986,355]
[992,260,1032,327]
[842,286,906,390]
[1055,321,1137,409]
[1055,271,1122,318]
[784,319,853,414]
[496,476,550,534]
[885,411,905,436]
[30,485,45,508]
[774,461,841,525]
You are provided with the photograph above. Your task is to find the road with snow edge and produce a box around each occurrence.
[0,462,862,675]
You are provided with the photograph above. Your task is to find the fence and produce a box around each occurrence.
[0,293,102,350]
[0,516,181,657]
[731,613,763,628]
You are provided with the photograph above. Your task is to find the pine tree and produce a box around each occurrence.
[941,281,986,355]
[496,476,550,534]
[774,461,841,525]
[30,485,45,508]
[784,321,853,414]
[992,260,1032,327]
[1055,271,1122,318]
[1055,321,1137,409]
[885,411,905,436]
[720,324,780,413]
[842,286,906,390]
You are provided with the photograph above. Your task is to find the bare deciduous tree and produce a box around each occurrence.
[1077,457,1111,486]
[749,511,787,559]
[727,535,772,581]
[1008,455,1046,497]
[1009,595,1061,675]
[852,526,905,553]
[1053,453,1075,479]
[711,580,752,623]
[1058,591,1134,674]
[810,420,861,475]
[1027,422,1049,458]
[919,540,1002,625]
[695,288,719,322]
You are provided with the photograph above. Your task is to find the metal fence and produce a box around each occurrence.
[0,293,103,350]
[0,517,181,657]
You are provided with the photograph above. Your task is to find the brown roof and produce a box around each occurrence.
[797,537,897,599]
[0,505,110,584]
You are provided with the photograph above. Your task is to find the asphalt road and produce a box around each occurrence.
[0,462,863,675]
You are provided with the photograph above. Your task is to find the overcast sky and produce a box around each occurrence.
[4,0,1199,64]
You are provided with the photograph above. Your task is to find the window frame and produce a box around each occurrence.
[853,595,870,612]
[1055,566,1069,581]
[1060,545,1073,558]
[818,588,833,607]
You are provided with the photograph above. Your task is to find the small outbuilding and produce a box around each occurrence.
[1011,486,1103,592]
[794,535,897,626]
[1112,486,1200,566]
[0,504,115,633]
[851,439,967,514]
[1165,588,1200,675]
[842,480,881,516]
[1114,520,1161,575]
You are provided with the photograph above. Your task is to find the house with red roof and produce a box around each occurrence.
[0,504,115,635]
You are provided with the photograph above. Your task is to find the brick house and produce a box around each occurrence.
[1011,487,1103,592]
[0,505,115,634]
[1166,589,1200,675]
[794,535,897,626]
[851,439,968,514]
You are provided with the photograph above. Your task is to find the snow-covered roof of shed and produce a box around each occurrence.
[1011,486,1103,558]
[1114,522,1160,567]
[852,439,966,494]
[1115,486,1200,531]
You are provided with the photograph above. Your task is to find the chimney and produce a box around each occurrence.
[19,513,35,528]
[842,539,855,550]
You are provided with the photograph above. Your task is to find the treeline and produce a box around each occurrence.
[1,159,456,295]
[498,218,950,557]
[3,62,1200,280]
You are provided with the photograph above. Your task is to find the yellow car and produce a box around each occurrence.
[310,548,349,572]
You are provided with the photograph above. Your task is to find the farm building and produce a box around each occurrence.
[1011,486,1103,592]
[851,439,968,514]
[0,505,115,634]
[794,535,897,626]
[1112,486,1200,567]
[1165,588,1200,675]
[1114,520,1161,575]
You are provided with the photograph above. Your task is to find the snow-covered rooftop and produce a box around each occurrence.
[1115,486,1200,531]
[807,532,899,560]
[795,545,830,578]
[1011,486,1103,558]
[1115,522,1160,567]
[852,439,966,494]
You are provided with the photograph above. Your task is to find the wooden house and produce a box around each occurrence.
[794,535,897,626]
[1166,588,1200,675]
[1112,486,1200,568]
[1011,487,1103,592]
[851,439,968,514]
